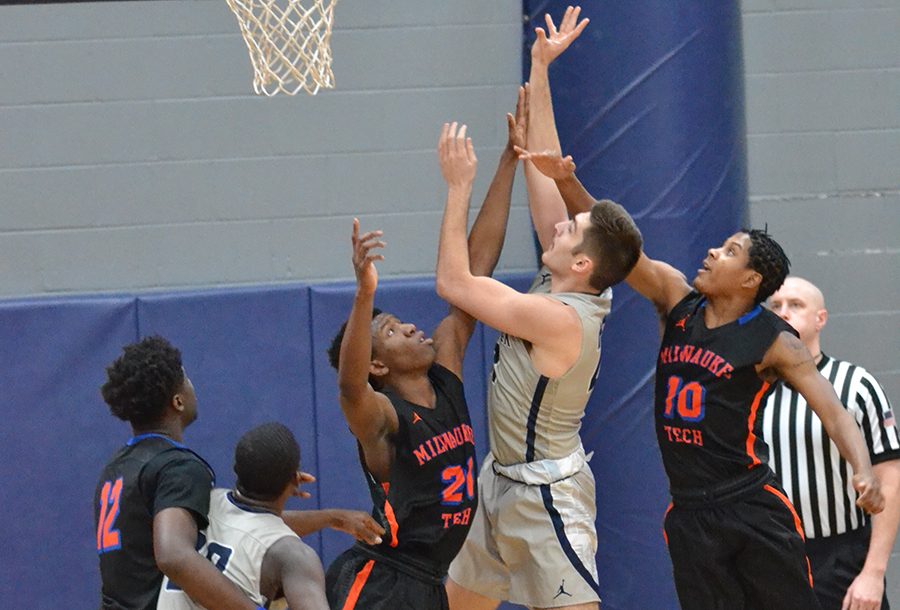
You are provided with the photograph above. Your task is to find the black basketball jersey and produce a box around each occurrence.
[655,292,797,491]
[361,364,478,575]
[94,434,214,610]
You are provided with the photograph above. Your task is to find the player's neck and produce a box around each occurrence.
[131,421,184,443]
[550,272,590,294]
[702,294,757,329]
[387,372,436,409]
[231,489,281,515]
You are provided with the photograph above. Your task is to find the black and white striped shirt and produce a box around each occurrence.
[762,354,900,539]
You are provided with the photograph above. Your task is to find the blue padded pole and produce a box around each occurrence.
[523,2,748,609]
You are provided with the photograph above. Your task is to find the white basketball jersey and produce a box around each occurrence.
[156,488,297,610]
[488,269,611,465]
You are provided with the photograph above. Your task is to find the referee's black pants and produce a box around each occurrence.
[664,468,821,610]
[805,525,890,610]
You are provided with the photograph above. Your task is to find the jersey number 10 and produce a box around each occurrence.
[662,376,706,422]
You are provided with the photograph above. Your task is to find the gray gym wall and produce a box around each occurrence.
[1,0,897,603]
[742,0,900,602]
[0,0,532,297]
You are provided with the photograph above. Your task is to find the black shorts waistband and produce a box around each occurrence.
[352,543,445,586]
[670,467,774,508]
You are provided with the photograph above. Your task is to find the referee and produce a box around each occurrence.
[763,277,900,610]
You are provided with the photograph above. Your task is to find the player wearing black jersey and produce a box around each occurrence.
[525,155,885,608]
[323,89,526,610]
[95,336,259,610]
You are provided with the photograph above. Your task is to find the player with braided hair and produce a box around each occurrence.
[524,152,885,607]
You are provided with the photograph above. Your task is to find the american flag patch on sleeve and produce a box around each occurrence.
[884,410,895,428]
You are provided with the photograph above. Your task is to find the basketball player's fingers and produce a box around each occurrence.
[572,17,590,39]
[544,13,558,37]
[561,6,576,32]
[439,122,450,157]
[534,27,547,46]
[563,155,577,171]
[365,254,384,266]
[351,218,360,242]
[298,471,316,484]
[457,123,468,143]
[357,230,384,245]
[506,112,515,135]
[466,137,477,163]
[521,82,530,118]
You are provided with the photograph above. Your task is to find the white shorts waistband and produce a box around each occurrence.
[490,447,591,485]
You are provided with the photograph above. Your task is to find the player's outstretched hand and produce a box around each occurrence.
[351,218,384,296]
[328,509,386,546]
[438,121,477,188]
[514,148,576,181]
[531,6,589,67]
[292,471,317,500]
[853,472,885,514]
[506,83,529,153]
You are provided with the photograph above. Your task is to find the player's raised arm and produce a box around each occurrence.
[432,86,528,376]
[435,123,581,374]
[764,332,884,514]
[522,149,690,316]
[525,6,590,251]
[335,220,398,455]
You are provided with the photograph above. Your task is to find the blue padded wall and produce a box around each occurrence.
[0,296,137,609]
[136,285,326,555]
[523,2,748,609]
[0,273,536,606]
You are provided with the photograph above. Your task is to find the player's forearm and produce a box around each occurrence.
[467,150,516,277]
[436,185,475,304]
[282,509,336,537]
[337,291,376,398]
[527,58,561,155]
[555,173,596,216]
[161,551,256,610]
[863,461,900,575]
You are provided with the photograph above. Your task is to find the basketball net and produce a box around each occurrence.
[225,0,339,96]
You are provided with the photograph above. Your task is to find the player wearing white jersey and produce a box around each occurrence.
[158,423,381,610]
[436,9,643,609]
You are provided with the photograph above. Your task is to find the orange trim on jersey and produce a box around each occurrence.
[340,559,375,610]
[763,484,814,587]
[662,502,674,546]
[745,382,770,467]
[383,497,399,548]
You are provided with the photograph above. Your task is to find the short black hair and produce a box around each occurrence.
[575,199,643,292]
[326,307,383,371]
[234,422,300,501]
[101,335,184,427]
[743,228,791,304]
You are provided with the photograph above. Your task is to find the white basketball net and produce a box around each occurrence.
[225,0,339,96]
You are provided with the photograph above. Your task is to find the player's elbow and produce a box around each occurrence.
[154,540,195,580]
[435,271,466,306]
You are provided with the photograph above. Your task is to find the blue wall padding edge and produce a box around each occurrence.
[522,2,748,608]
[0,272,536,606]
[0,296,138,608]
